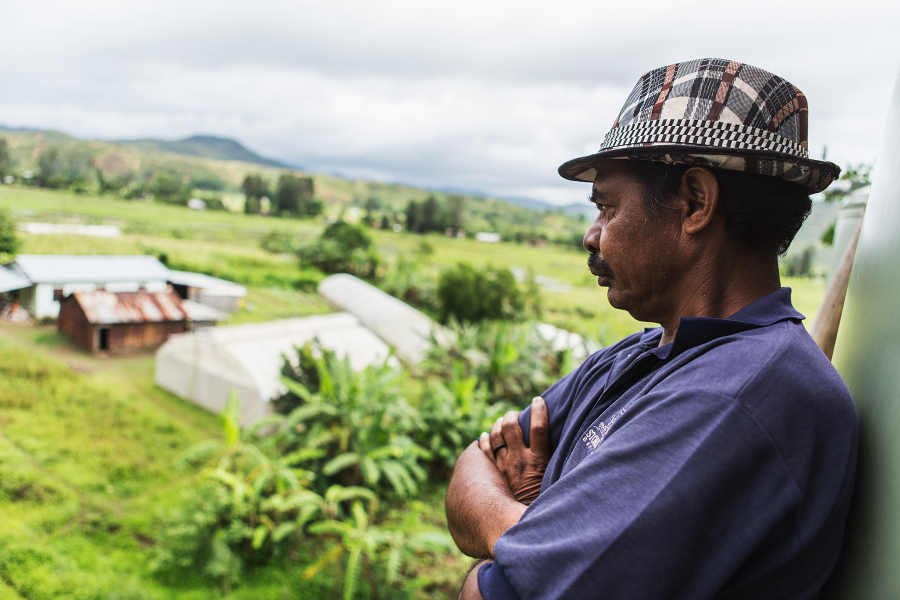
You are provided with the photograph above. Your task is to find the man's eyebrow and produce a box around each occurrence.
[588,189,609,203]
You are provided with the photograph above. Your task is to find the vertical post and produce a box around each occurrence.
[821,66,900,599]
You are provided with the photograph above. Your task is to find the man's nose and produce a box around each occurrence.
[583,217,602,253]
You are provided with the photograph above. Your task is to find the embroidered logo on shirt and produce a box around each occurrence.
[582,407,628,452]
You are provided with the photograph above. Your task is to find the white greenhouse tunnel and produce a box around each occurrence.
[156,273,594,426]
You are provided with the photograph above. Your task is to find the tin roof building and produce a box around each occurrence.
[57,288,227,354]
[5,255,171,319]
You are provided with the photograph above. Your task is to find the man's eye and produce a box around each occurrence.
[588,194,607,211]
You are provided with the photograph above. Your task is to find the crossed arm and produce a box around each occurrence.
[445,396,551,599]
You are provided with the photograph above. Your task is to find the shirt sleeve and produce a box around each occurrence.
[486,389,802,600]
[478,561,521,600]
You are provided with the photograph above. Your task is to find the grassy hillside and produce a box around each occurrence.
[0,327,466,599]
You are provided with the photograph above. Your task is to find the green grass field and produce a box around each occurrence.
[0,326,464,599]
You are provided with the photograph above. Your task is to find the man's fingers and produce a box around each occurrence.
[489,416,505,451]
[529,397,551,457]
[501,410,525,450]
[478,431,493,459]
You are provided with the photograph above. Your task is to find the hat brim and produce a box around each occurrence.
[558,145,841,194]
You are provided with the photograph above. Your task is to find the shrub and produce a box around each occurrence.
[415,364,509,472]
[162,386,453,596]
[436,263,524,324]
[298,221,380,280]
[378,254,437,310]
[0,206,21,258]
[261,230,304,255]
[424,319,573,406]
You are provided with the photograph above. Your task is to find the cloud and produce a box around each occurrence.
[1,0,898,204]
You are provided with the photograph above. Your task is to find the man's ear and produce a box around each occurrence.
[677,167,720,235]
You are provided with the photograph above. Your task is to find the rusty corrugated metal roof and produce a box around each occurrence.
[71,289,187,324]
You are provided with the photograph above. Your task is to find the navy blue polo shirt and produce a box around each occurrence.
[478,288,857,600]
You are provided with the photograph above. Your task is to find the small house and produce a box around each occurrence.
[58,288,226,354]
[8,255,171,319]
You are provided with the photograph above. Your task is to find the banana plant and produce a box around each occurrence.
[275,350,433,498]
[176,391,268,474]
[305,496,457,600]
[305,500,393,600]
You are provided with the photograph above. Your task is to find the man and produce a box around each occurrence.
[446,58,858,600]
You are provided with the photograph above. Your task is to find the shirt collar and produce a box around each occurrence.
[648,287,804,361]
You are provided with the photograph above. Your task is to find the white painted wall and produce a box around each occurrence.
[26,280,169,318]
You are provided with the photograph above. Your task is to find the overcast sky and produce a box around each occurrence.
[1,0,898,204]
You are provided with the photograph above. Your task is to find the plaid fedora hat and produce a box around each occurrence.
[559,58,840,193]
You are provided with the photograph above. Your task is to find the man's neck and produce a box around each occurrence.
[657,254,782,347]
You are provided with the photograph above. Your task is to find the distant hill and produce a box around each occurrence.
[116,135,294,169]
[500,195,593,219]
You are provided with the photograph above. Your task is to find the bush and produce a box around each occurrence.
[416,365,509,472]
[378,254,437,310]
[298,222,380,280]
[261,230,304,255]
[0,206,21,258]
[163,378,455,597]
[423,319,574,406]
[436,263,524,324]
[150,173,191,205]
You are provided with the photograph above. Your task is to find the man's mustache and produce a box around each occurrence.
[588,252,613,277]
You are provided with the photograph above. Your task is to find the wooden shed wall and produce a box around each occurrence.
[107,321,185,353]
[57,297,95,352]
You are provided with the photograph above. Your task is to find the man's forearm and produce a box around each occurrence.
[458,560,486,600]
[446,442,527,558]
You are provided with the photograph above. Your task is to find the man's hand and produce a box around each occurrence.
[446,442,528,559]
[478,396,550,505]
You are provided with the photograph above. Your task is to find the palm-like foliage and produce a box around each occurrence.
[305,499,455,600]
[417,362,510,470]
[274,350,432,498]
[424,318,568,405]
[164,392,328,574]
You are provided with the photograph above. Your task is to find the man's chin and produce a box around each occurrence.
[605,288,628,311]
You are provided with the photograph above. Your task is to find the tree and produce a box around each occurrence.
[150,173,190,205]
[421,196,440,233]
[298,222,380,279]
[447,195,465,234]
[0,206,21,258]
[364,197,381,225]
[0,138,12,177]
[242,174,269,214]
[405,200,421,232]
[37,147,61,186]
[276,174,315,216]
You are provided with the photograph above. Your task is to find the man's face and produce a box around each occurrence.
[583,161,683,323]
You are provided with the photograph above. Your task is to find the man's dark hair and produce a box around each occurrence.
[619,160,812,256]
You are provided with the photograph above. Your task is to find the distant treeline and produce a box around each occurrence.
[0,134,591,246]
[242,173,321,217]
[0,136,323,219]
